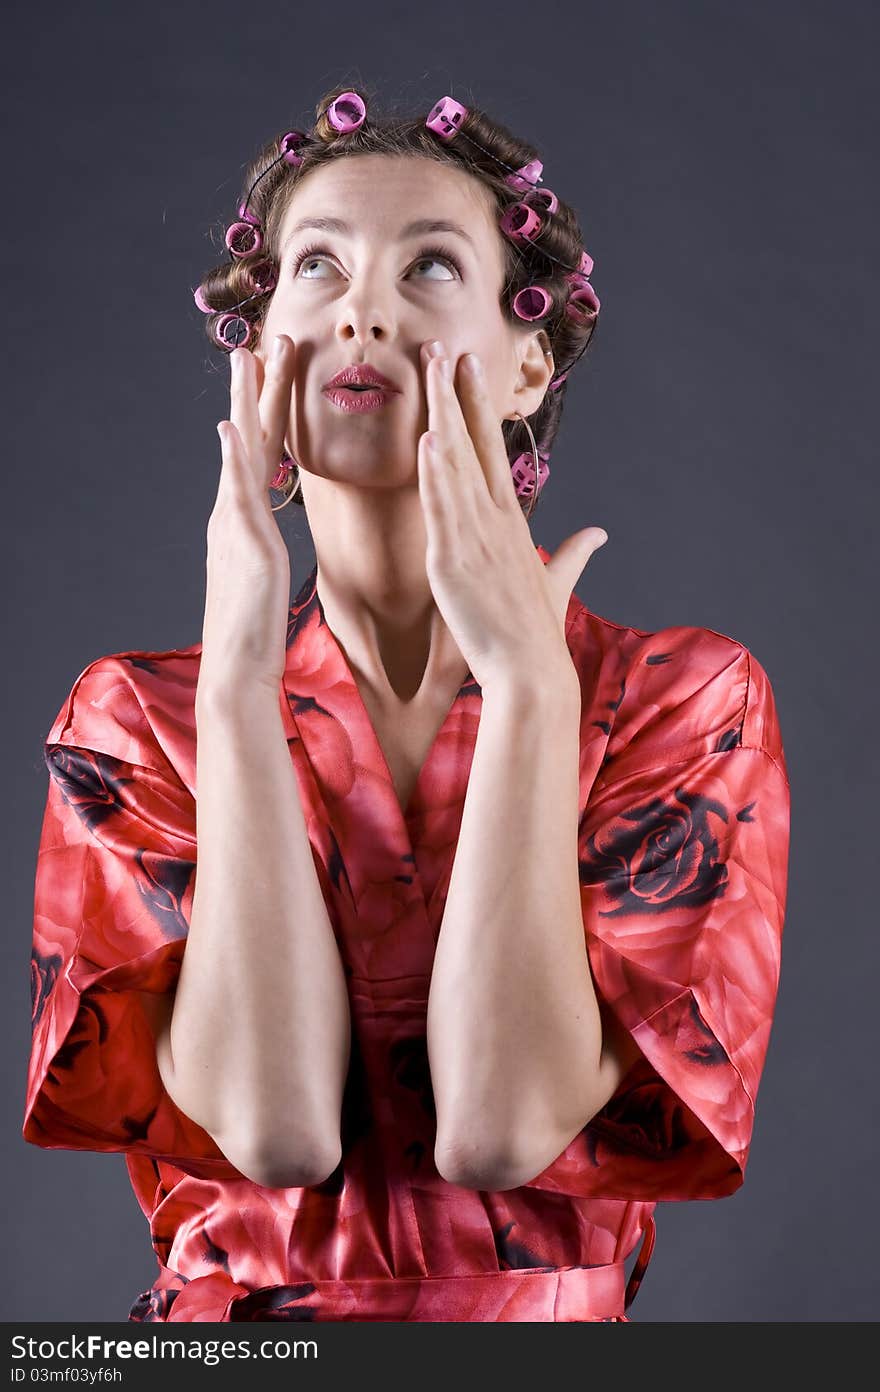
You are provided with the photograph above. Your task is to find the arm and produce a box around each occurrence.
[427,667,641,1192]
[157,686,351,1189]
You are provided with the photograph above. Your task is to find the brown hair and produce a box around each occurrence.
[195,82,600,514]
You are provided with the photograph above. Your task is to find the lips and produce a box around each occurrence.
[322,364,400,392]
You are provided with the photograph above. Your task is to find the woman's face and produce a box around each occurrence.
[255,153,538,490]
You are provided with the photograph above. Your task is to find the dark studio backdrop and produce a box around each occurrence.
[3,0,875,1323]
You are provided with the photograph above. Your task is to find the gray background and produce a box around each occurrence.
[4,0,876,1322]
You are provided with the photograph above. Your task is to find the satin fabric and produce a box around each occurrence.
[23,540,789,1322]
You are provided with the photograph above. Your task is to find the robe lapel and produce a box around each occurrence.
[278,545,555,980]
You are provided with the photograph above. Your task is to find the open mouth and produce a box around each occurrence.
[322,384,397,413]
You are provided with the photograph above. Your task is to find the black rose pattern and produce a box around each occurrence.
[591,676,627,736]
[493,1221,550,1272]
[580,786,730,916]
[227,1282,318,1321]
[128,1285,181,1321]
[31,947,62,1033]
[586,1076,693,1162]
[131,846,194,943]
[45,745,194,943]
[49,995,161,1143]
[203,1233,232,1273]
[44,745,133,836]
[389,1034,437,1121]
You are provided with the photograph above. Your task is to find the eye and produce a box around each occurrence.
[290,242,462,280]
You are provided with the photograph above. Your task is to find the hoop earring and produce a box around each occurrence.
[512,409,541,520]
[269,442,302,512]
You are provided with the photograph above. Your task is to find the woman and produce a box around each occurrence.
[23,85,791,1322]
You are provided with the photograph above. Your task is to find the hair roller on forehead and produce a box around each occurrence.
[192,82,601,516]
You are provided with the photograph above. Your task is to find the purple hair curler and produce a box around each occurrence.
[524,185,558,216]
[244,259,278,295]
[225,221,263,258]
[236,202,260,228]
[512,285,552,321]
[327,91,366,133]
[425,96,468,140]
[566,283,600,323]
[279,130,308,166]
[504,159,543,194]
[215,314,252,349]
[576,249,594,279]
[499,202,542,246]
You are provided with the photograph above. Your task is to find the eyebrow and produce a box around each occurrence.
[280,216,478,258]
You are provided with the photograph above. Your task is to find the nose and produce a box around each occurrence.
[332,271,394,347]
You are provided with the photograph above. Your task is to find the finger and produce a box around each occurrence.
[228,348,266,492]
[423,349,484,509]
[256,334,297,486]
[455,353,519,509]
[215,420,261,510]
[423,357,479,532]
[418,432,459,555]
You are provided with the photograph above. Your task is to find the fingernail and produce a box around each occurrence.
[426,339,443,358]
[272,335,286,362]
[464,353,482,378]
[439,356,452,380]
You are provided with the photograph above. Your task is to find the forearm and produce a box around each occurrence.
[427,668,603,1187]
[167,687,351,1183]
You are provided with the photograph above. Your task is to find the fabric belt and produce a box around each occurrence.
[131,1217,656,1324]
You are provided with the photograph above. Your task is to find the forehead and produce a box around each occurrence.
[277,154,501,256]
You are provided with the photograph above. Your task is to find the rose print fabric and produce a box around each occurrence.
[23,540,790,1322]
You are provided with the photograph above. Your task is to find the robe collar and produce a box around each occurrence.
[278,542,554,945]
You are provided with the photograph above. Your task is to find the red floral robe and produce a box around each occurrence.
[23,541,790,1322]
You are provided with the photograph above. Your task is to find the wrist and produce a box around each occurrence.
[479,658,581,713]
[195,674,284,723]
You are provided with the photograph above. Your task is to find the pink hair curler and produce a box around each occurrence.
[215,314,252,349]
[279,130,308,166]
[225,221,263,258]
[566,283,600,323]
[504,159,543,194]
[327,91,366,132]
[576,249,594,278]
[425,96,468,139]
[512,285,552,321]
[244,259,277,295]
[499,202,542,246]
[193,285,213,314]
[564,251,595,291]
[524,185,558,215]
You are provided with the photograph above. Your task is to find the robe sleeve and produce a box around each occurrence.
[524,628,791,1202]
[22,655,248,1182]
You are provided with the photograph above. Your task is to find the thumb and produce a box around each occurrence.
[549,526,609,593]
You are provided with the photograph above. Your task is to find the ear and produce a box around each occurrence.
[505,327,555,419]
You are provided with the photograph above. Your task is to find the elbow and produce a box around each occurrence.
[434,1132,540,1193]
[221,1132,343,1191]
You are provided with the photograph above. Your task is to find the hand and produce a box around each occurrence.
[197,336,296,707]
[416,339,608,692]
